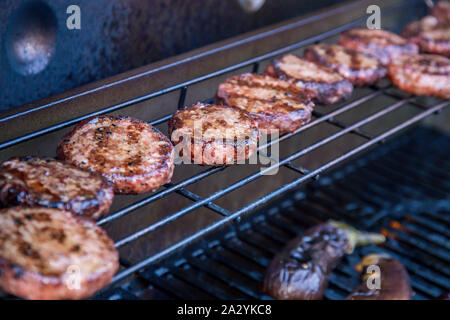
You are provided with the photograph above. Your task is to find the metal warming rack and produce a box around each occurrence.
[0,0,448,294]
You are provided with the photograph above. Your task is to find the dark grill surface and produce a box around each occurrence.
[96,127,450,300]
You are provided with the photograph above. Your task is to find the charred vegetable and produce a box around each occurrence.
[262,221,385,300]
[347,254,413,300]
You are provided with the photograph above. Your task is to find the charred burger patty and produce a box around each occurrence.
[57,115,175,194]
[0,207,119,300]
[0,156,114,220]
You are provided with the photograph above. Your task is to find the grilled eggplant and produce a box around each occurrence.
[347,254,413,300]
[262,221,385,300]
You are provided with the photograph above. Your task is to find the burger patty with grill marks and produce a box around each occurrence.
[265,54,353,105]
[304,44,387,86]
[0,207,119,300]
[432,1,450,23]
[216,73,314,134]
[339,28,419,65]
[402,16,450,57]
[169,103,259,166]
[0,156,114,220]
[388,54,450,99]
[57,115,175,194]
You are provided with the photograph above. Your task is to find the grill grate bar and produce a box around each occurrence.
[0,17,369,149]
[97,166,225,225]
[174,186,231,217]
[312,110,375,140]
[112,96,426,248]
[116,128,450,300]
[110,100,448,285]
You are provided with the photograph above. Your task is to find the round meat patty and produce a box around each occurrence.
[0,207,119,300]
[216,73,314,134]
[402,15,445,38]
[432,1,450,23]
[388,54,450,99]
[0,157,114,220]
[339,28,419,65]
[169,103,259,166]
[265,54,353,105]
[57,115,175,194]
[304,44,387,86]
[402,16,450,56]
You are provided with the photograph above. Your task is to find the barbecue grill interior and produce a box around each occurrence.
[0,0,448,300]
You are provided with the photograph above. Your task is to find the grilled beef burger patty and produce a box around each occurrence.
[264,54,353,105]
[0,157,114,220]
[339,28,419,65]
[0,207,119,300]
[409,28,450,57]
[304,44,387,86]
[216,73,314,134]
[432,1,450,23]
[388,54,450,99]
[402,15,446,38]
[57,115,175,194]
[169,103,259,166]
[402,16,450,56]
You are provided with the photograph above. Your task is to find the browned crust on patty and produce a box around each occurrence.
[402,16,450,56]
[264,54,353,105]
[432,1,450,23]
[57,115,175,194]
[0,157,114,220]
[216,73,314,134]
[388,54,450,99]
[0,207,119,300]
[339,28,419,65]
[169,103,259,166]
[304,44,387,86]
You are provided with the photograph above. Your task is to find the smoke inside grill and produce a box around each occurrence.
[94,126,450,300]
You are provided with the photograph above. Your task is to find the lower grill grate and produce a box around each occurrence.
[101,126,450,300]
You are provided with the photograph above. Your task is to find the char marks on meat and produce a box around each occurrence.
[402,15,450,56]
[339,28,419,65]
[216,73,314,134]
[432,1,450,23]
[0,207,119,300]
[57,115,175,194]
[265,54,353,105]
[304,44,387,86]
[0,157,114,220]
[388,53,450,99]
[169,103,259,166]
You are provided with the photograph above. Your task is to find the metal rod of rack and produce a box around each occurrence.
[0,18,367,150]
[110,100,448,285]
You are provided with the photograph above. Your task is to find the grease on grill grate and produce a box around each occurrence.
[97,127,450,300]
